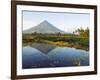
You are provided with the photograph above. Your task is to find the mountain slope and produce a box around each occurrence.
[23,20,65,34]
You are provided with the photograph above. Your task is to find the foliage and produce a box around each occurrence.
[23,27,89,51]
[74,27,89,37]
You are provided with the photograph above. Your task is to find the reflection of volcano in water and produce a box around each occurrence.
[29,43,56,54]
[22,43,89,69]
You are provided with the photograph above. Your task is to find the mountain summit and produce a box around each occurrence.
[23,20,65,34]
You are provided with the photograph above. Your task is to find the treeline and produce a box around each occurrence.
[74,27,89,38]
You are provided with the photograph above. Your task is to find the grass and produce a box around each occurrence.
[22,33,89,51]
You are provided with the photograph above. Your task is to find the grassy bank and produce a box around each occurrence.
[23,33,89,51]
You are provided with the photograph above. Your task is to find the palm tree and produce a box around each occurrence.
[74,27,89,38]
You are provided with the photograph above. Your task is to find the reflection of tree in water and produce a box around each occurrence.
[28,43,57,54]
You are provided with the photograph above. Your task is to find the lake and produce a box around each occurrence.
[22,43,89,69]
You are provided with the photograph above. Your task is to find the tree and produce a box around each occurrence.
[74,27,89,37]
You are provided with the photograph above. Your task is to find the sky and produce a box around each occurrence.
[22,10,90,33]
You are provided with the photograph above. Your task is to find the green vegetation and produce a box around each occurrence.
[23,27,89,51]
[74,27,89,37]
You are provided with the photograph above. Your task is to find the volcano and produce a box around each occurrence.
[23,20,65,34]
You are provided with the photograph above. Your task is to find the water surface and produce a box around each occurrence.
[22,44,89,69]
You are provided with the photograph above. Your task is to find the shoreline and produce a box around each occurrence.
[23,41,89,51]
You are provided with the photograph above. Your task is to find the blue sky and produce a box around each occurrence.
[22,10,90,33]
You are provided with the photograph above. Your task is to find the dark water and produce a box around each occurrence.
[22,44,89,69]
